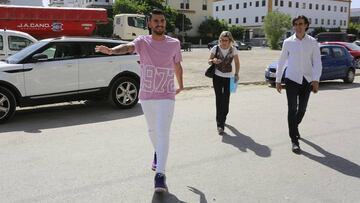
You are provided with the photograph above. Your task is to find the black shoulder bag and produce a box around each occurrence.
[205,45,219,78]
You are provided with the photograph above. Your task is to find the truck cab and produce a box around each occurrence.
[0,29,37,60]
[113,14,149,40]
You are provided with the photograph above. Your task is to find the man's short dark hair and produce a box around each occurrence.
[149,9,165,20]
[292,15,310,31]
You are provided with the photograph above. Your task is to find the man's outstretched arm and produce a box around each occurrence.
[95,43,135,55]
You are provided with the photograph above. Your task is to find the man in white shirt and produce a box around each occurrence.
[276,15,322,154]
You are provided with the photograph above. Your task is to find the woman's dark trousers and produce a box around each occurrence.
[285,78,311,146]
[213,74,230,129]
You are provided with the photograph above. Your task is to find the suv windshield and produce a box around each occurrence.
[6,41,48,64]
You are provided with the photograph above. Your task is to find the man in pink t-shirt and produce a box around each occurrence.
[95,9,184,193]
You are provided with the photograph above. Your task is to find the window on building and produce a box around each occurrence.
[262,0,266,7]
[262,16,265,22]
[243,2,247,8]
[334,6,337,12]
[340,20,342,26]
[256,1,259,7]
[295,2,299,8]
[327,19,330,25]
[344,20,346,26]
[229,18,232,24]
[302,3,306,9]
[255,16,259,23]
[315,18,318,24]
[345,7,347,13]
[236,3,239,9]
[333,19,336,25]
[243,17,246,23]
[309,3,312,9]
[275,0,278,6]
[315,4,318,10]
[185,0,190,9]
[288,1,292,8]
[216,6,218,11]
[309,18,312,24]
[322,5,325,10]
[280,0,283,7]
[321,19,324,25]
[229,4,232,10]
[328,5,331,11]
[202,0,207,10]
[236,18,239,24]
[250,2,252,6]
[222,5,225,11]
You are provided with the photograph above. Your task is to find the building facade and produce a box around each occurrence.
[213,0,351,39]
[0,0,43,6]
[164,0,214,36]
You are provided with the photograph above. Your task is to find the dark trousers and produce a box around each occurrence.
[213,74,230,128]
[285,78,312,145]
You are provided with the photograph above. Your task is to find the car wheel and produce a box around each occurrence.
[109,77,139,109]
[343,69,355,83]
[355,58,360,69]
[0,87,16,124]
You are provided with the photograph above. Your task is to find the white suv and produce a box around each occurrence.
[0,37,140,123]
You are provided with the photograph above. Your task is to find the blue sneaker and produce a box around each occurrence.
[151,152,157,171]
[154,173,168,193]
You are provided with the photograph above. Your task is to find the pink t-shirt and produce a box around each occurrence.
[131,35,182,100]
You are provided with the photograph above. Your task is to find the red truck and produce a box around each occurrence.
[0,5,108,39]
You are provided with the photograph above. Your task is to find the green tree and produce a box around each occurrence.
[175,13,192,33]
[95,18,114,37]
[263,11,291,49]
[347,22,360,38]
[229,25,246,40]
[198,17,228,39]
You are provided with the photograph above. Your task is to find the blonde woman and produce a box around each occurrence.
[208,31,240,134]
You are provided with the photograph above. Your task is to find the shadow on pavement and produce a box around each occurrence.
[188,186,208,203]
[1,101,143,133]
[222,124,272,158]
[152,192,186,203]
[301,138,360,178]
[318,81,360,91]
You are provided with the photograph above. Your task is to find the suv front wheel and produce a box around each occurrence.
[0,87,16,124]
[109,77,139,109]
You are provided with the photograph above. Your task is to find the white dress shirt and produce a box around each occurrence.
[276,34,322,84]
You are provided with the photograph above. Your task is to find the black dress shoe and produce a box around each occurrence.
[292,143,301,154]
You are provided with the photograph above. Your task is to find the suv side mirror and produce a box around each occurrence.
[32,53,48,61]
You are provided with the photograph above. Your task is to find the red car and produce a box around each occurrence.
[322,41,360,69]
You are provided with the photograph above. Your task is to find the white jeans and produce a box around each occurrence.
[140,99,175,174]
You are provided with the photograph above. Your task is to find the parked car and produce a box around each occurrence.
[207,40,251,50]
[235,40,252,50]
[0,29,37,60]
[322,41,360,69]
[354,40,360,47]
[0,37,140,123]
[265,44,356,86]
[315,32,354,43]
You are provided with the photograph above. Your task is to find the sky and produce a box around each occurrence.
[42,0,360,8]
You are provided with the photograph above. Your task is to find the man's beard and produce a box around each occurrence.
[152,27,165,35]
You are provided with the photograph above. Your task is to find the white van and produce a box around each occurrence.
[113,14,149,40]
[0,29,37,60]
